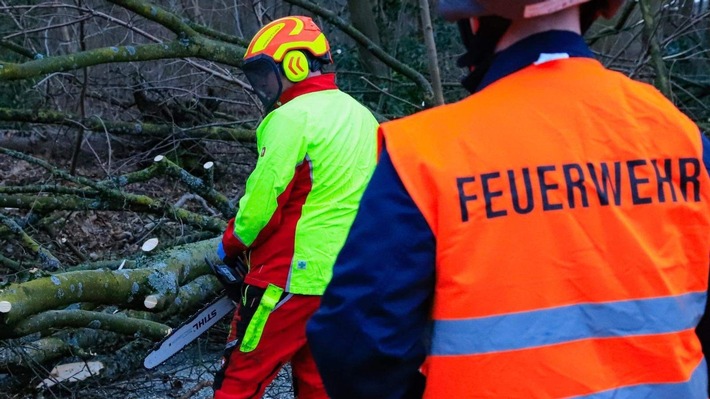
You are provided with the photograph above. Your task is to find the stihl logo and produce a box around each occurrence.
[192,309,218,330]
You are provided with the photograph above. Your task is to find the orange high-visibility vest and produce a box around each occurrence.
[381,57,710,398]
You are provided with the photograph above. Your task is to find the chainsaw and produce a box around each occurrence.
[143,257,245,369]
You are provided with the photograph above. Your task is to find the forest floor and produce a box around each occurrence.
[1,319,294,399]
[0,130,292,398]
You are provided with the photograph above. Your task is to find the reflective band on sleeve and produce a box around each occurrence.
[240,284,284,352]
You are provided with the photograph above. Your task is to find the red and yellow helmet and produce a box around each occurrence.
[244,16,331,63]
[242,16,332,111]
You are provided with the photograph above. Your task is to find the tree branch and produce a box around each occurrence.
[0,213,61,271]
[0,238,220,327]
[283,0,435,103]
[418,0,444,105]
[638,0,672,98]
[106,0,200,38]
[154,155,235,218]
[11,309,171,339]
[0,107,255,142]
[0,41,192,81]
[0,39,37,60]
[0,148,227,232]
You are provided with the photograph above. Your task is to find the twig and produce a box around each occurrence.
[174,193,221,217]
[2,15,93,41]
[638,0,672,98]
[0,107,255,142]
[42,223,88,263]
[0,185,98,196]
[154,155,234,218]
[0,148,226,232]
[283,0,435,103]
[587,0,638,45]
[0,252,22,272]
[359,76,422,110]
[178,379,213,399]
[0,213,61,271]
[203,161,215,190]
[0,39,36,59]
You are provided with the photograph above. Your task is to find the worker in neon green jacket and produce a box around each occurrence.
[213,16,379,399]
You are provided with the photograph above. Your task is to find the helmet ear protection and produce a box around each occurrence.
[281,50,326,83]
[282,50,309,82]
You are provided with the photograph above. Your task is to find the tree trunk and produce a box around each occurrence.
[347,0,387,77]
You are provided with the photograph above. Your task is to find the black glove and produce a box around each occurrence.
[206,256,247,302]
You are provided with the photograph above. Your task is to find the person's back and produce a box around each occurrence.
[214,15,378,399]
[383,44,709,398]
[307,1,710,398]
[244,81,378,293]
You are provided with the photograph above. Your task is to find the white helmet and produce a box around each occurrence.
[439,0,623,21]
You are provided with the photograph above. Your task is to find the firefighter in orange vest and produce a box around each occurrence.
[213,16,378,399]
[307,1,710,398]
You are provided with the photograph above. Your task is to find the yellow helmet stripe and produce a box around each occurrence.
[247,17,306,56]
[272,34,329,61]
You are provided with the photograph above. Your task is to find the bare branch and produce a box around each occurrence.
[418,0,444,105]
[0,107,255,142]
[0,37,245,80]
[0,148,227,232]
[638,0,672,98]
[283,0,435,103]
[0,213,61,271]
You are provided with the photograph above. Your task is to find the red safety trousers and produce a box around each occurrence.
[213,293,328,399]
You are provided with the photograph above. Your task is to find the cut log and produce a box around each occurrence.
[0,238,220,327]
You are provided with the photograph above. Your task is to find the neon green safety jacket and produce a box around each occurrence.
[220,74,379,295]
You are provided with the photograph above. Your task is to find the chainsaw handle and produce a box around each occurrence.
[205,256,245,301]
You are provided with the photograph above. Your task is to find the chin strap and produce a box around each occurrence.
[456,16,512,93]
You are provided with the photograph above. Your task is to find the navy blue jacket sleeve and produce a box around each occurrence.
[306,148,436,399]
[701,132,710,176]
[698,131,710,397]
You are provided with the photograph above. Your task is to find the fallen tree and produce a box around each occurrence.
[0,143,235,393]
[0,238,224,392]
[0,0,707,397]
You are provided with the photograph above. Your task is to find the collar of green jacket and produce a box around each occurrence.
[278,73,337,106]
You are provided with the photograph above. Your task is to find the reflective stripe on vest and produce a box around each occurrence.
[431,291,705,356]
[571,360,707,398]
[381,57,710,398]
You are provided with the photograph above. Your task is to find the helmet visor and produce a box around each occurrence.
[242,55,283,111]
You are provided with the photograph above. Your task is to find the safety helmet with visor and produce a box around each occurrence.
[242,16,332,111]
